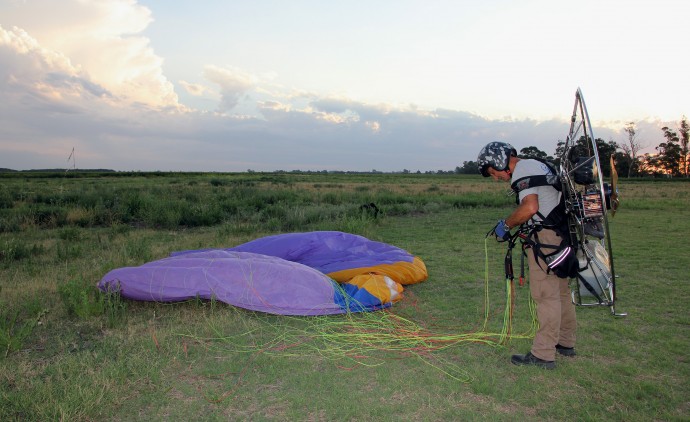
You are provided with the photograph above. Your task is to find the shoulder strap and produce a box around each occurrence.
[510,158,560,195]
[512,159,568,233]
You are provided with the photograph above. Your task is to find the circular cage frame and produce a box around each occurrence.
[559,88,625,317]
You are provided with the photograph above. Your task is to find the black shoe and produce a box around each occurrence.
[510,352,556,369]
[556,344,576,357]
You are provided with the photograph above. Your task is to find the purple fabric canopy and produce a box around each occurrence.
[99,231,424,315]
[173,231,415,274]
[99,250,363,315]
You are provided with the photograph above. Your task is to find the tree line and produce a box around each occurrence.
[455,116,689,178]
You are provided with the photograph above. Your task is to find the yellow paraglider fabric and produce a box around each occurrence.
[327,256,428,285]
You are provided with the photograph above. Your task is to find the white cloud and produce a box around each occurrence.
[0,1,679,172]
[178,80,210,96]
[0,0,179,109]
[366,121,381,134]
[203,65,256,112]
[0,25,113,112]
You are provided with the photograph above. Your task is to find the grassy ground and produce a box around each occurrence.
[0,174,688,421]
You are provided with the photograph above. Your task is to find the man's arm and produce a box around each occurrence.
[505,193,539,229]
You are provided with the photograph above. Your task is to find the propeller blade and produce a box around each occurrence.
[610,155,619,216]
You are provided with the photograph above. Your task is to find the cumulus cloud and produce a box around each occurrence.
[0,1,671,172]
[0,0,179,109]
[203,65,256,112]
[365,121,381,133]
[179,80,210,97]
[0,25,113,113]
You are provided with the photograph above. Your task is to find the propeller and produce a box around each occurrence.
[609,155,620,216]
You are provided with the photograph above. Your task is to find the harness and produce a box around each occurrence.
[510,159,566,230]
[508,159,579,280]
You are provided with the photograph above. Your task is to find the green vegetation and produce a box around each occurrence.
[0,172,506,234]
[1,172,688,421]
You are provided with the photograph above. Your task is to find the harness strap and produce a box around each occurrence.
[518,227,577,278]
[519,243,526,286]
[510,159,566,232]
[511,173,560,194]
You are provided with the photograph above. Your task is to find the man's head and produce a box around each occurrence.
[477,142,517,179]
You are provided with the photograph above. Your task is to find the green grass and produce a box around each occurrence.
[0,173,688,421]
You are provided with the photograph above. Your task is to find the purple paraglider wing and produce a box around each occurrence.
[99,231,427,315]
[98,250,388,315]
[222,231,428,285]
[224,231,415,273]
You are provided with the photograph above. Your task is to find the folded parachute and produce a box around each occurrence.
[222,231,427,285]
[98,231,427,315]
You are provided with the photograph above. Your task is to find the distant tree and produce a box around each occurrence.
[638,153,658,176]
[456,161,478,174]
[656,126,682,176]
[555,136,618,177]
[613,151,630,178]
[618,122,645,178]
[553,140,565,166]
[679,116,689,177]
[598,139,619,177]
[518,146,548,160]
[554,138,591,165]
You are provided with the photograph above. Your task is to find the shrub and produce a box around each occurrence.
[65,207,95,227]
[58,278,127,328]
[58,278,105,319]
[58,226,83,241]
[0,239,44,265]
[0,302,46,358]
[0,189,13,209]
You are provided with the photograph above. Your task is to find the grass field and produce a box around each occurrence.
[1,173,688,421]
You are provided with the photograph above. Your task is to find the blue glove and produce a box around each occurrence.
[493,219,511,241]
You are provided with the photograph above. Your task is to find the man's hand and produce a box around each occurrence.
[492,219,511,241]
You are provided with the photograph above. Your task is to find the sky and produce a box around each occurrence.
[0,0,687,172]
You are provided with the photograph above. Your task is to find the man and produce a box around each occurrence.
[477,141,577,369]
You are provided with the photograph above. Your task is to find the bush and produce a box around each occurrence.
[0,189,13,209]
[0,301,46,358]
[0,239,44,265]
[58,278,105,319]
[57,278,127,326]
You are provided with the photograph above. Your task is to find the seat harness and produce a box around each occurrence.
[506,159,579,281]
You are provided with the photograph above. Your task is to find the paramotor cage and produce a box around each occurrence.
[559,88,625,316]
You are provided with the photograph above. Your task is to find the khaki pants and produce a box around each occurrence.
[527,228,577,361]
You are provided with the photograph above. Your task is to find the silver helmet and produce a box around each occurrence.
[477,142,517,177]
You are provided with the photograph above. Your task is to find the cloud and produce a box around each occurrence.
[0,0,179,109]
[203,65,256,112]
[0,1,676,172]
[365,121,381,133]
[178,80,210,96]
[0,25,113,114]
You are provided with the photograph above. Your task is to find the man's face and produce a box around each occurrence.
[487,167,511,182]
